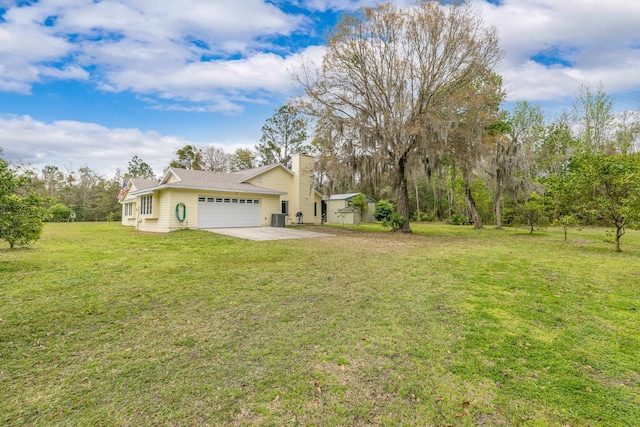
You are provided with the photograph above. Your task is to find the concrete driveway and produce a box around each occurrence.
[206,226,335,241]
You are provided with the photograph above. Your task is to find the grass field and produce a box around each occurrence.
[1,222,638,426]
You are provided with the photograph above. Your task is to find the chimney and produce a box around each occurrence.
[291,153,315,222]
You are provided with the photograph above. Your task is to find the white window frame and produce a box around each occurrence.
[124,203,133,217]
[140,195,153,216]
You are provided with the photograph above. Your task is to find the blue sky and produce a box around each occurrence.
[1,0,639,176]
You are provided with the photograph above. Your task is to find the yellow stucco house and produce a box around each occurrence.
[120,154,323,232]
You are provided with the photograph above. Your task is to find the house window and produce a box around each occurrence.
[140,195,153,215]
[124,203,133,217]
[281,200,289,215]
[314,202,317,217]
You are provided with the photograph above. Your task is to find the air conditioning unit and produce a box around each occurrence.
[271,213,286,227]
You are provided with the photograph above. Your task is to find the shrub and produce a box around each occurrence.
[387,212,405,231]
[449,213,471,225]
[48,203,72,222]
[373,199,395,222]
[0,193,48,249]
[411,211,434,222]
[373,199,405,231]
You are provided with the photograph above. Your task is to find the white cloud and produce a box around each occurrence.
[1,0,639,109]
[284,1,640,104]
[0,0,307,109]
[0,115,194,176]
[0,8,76,92]
[106,45,325,101]
[291,0,414,12]
[0,114,263,176]
[474,0,640,102]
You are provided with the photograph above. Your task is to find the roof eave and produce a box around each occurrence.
[160,183,287,195]
[237,163,293,182]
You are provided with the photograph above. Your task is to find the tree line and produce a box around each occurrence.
[167,105,312,172]
[2,1,639,250]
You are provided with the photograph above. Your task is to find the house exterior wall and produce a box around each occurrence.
[165,172,180,184]
[326,200,347,224]
[120,183,138,227]
[132,188,281,232]
[334,210,360,225]
[135,192,164,232]
[291,154,322,225]
[245,167,294,222]
[245,155,322,225]
[120,156,324,231]
[325,199,376,224]
[121,201,137,226]
[312,193,323,225]
[245,167,293,196]
[362,202,376,223]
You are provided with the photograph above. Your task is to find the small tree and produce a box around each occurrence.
[0,155,48,248]
[514,192,550,234]
[0,194,47,248]
[563,153,640,251]
[555,214,580,243]
[350,194,368,212]
[546,172,581,243]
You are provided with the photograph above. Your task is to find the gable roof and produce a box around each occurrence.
[328,193,376,203]
[129,178,159,191]
[119,178,159,202]
[231,163,293,182]
[133,167,287,195]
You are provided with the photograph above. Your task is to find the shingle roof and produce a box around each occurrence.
[328,193,362,200]
[230,163,292,181]
[129,178,159,191]
[152,168,286,195]
[328,193,377,203]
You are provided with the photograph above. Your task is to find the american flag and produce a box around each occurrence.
[117,182,129,200]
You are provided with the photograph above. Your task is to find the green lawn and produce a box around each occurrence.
[1,222,638,426]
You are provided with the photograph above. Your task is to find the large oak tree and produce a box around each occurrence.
[295,1,502,232]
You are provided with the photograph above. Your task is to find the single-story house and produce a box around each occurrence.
[325,193,377,225]
[120,153,323,232]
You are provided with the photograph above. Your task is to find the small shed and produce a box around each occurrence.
[325,193,376,225]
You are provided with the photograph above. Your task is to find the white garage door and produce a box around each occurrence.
[197,196,260,228]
